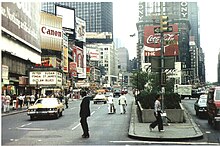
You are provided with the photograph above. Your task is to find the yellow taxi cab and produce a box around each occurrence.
[27,97,64,120]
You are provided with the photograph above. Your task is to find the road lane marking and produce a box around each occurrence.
[72,123,81,130]
[71,110,96,131]
[20,122,32,127]
[16,127,45,131]
[109,141,219,145]
[91,111,95,115]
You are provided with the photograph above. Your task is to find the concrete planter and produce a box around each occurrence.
[137,101,185,123]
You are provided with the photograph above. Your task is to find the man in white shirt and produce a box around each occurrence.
[118,93,127,114]
[107,94,115,114]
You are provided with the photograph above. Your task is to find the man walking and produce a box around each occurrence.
[118,92,127,114]
[79,96,90,138]
[149,94,164,132]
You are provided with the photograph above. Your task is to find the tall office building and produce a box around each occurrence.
[118,47,129,72]
[41,2,113,34]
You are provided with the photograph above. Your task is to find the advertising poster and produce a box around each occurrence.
[143,24,179,57]
[76,17,86,42]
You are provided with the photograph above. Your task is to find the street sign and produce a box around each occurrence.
[154,26,173,33]
[154,27,160,33]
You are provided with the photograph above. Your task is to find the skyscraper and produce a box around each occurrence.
[41,2,113,34]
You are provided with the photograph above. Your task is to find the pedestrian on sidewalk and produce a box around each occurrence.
[30,94,35,106]
[5,94,11,112]
[79,96,90,138]
[118,92,127,114]
[149,94,164,132]
[18,94,24,109]
[12,94,17,110]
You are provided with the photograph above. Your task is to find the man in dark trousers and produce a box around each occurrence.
[149,94,164,132]
[79,96,90,138]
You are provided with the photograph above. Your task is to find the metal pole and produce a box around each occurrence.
[160,2,165,113]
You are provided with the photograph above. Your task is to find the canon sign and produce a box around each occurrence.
[41,26,62,39]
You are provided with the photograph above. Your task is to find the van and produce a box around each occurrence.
[207,87,220,129]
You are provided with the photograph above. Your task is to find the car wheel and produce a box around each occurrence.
[94,101,97,104]
[55,111,60,119]
[195,110,198,116]
[60,111,63,117]
[30,115,34,120]
[104,101,107,104]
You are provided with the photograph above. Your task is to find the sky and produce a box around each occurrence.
[113,0,220,83]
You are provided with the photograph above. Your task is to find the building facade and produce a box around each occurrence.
[1,2,41,95]
[136,2,205,85]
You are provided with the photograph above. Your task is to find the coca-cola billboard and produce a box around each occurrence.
[144,24,179,56]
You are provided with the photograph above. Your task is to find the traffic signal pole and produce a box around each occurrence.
[160,2,168,126]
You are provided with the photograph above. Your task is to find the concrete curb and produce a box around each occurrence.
[128,101,203,141]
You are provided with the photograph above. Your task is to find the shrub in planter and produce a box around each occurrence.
[137,91,180,109]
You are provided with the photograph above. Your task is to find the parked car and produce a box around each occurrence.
[27,98,64,120]
[207,87,220,129]
[93,89,107,104]
[194,94,208,118]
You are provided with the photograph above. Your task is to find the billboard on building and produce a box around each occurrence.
[72,45,86,79]
[40,12,62,51]
[63,46,68,73]
[88,48,100,61]
[55,5,75,30]
[143,24,179,57]
[76,17,86,42]
[29,71,62,86]
[1,2,41,51]
[86,32,112,39]
[69,62,77,78]
[139,2,145,21]
[180,2,188,19]
[73,45,83,68]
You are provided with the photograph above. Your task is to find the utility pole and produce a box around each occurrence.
[160,2,165,114]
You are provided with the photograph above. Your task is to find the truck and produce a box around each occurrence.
[175,84,192,99]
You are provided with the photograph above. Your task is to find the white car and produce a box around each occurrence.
[93,93,107,104]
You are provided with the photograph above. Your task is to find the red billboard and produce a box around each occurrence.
[72,45,83,68]
[144,24,179,56]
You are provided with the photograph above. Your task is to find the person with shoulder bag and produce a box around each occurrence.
[149,94,164,132]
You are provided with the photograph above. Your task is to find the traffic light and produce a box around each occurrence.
[160,15,169,32]
[162,72,167,85]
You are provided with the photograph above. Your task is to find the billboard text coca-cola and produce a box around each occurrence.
[144,24,179,56]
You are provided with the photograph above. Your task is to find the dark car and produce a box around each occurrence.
[113,88,121,97]
[194,94,208,118]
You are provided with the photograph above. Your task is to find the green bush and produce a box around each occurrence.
[137,91,180,109]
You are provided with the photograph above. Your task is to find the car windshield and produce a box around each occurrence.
[35,98,58,105]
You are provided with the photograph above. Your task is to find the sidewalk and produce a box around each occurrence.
[1,106,28,117]
[128,102,203,141]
